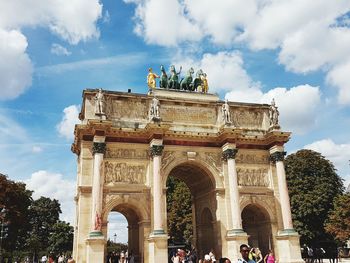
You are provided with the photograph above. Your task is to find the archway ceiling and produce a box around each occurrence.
[112,204,140,224]
[169,164,214,195]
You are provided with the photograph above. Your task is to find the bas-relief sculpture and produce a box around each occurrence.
[235,152,270,164]
[237,167,269,187]
[161,104,217,124]
[104,161,146,184]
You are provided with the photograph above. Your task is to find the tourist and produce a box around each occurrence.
[219,258,231,263]
[255,248,263,263]
[263,250,276,263]
[204,254,211,262]
[209,248,217,262]
[238,244,255,263]
[67,255,75,263]
[41,255,47,263]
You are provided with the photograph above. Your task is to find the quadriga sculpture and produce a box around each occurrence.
[180,67,195,91]
[159,65,168,89]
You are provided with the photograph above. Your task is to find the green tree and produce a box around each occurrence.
[26,197,61,254]
[48,221,74,255]
[166,176,193,245]
[325,193,350,242]
[285,149,344,245]
[0,173,32,252]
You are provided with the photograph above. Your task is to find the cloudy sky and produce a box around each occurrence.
[1,0,350,243]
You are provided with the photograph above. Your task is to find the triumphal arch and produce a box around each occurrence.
[72,87,303,263]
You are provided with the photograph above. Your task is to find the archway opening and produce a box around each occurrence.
[166,162,218,259]
[106,205,141,262]
[241,204,272,256]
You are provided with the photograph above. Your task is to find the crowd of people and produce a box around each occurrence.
[169,244,277,263]
[106,250,135,263]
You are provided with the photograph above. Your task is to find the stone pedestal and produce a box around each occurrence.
[226,232,248,262]
[148,234,168,263]
[86,236,105,263]
[275,231,303,263]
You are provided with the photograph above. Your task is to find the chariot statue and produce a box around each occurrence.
[168,65,182,89]
[159,65,168,89]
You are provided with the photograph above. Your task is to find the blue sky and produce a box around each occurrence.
[1,0,350,243]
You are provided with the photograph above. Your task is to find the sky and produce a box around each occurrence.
[1,0,350,244]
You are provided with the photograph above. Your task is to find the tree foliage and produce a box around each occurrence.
[0,173,32,251]
[285,149,344,245]
[166,176,193,245]
[26,196,62,253]
[325,193,350,243]
[48,221,74,255]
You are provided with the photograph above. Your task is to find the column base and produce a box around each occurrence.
[86,235,105,263]
[89,230,103,237]
[148,233,168,263]
[275,230,303,263]
[150,229,166,236]
[226,230,248,262]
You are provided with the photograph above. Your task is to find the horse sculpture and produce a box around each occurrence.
[159,65,168,89]
[168,65,182,89]
[180,67,194,90]
[193,69,204,91]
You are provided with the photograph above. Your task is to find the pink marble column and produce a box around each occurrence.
[270,146,294,231]
[150,142,165,235]
[90,138,106,237]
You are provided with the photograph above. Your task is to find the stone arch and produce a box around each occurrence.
[162,157,222,190]
[241,202,273,256]
[240,195,276,223]
[102,194,150,262]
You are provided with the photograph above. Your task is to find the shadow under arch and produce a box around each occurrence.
[241,203,273,257]
[164,159,221,259]
[103,196,150,262]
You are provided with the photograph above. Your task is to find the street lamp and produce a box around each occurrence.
[0,208,8,262]
[113,233,117,243]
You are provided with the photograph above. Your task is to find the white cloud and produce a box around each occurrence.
[25,170,76,224]
[107,213,128,244]
[57,105,80,140]
[0,0,102,44]
[0,29,33,100]
[172,51,260,94]
[51,43,71,56]
[326,59,350,105]
[127,0,202,46]
[125,0,350,106]
[304,139,350,185]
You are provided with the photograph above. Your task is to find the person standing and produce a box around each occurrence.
[263,250,277,263]
[238,244,255,263]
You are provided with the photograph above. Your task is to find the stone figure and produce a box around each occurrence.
[222,99,232,125]
[180,67,194,90]
[269,98,279,127]
[168,65,182,89]
[94,89,105,116]
[159,65,168,89]
[150,96,160,121]
[147,68,159,91]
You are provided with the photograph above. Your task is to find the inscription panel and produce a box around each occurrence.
[105,147,148,159]
[236,151,269,164]
[105,98,148,120]
[161,105,217,124]
[231,109,267,129]
[104,161,146,185]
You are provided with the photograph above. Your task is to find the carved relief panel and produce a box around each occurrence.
[104,161,146,185]
[231,108,268,130]
[105,98,148,120]
[237,167,269,187]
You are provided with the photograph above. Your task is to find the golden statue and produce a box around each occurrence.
[201,73,208,93]
[147,68,159,90]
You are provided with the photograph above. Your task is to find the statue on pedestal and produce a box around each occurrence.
[147,68,159,91]
[94,89,106,116]
[269,98,279,128]
[222,99,232,125]
[150,96,160,121]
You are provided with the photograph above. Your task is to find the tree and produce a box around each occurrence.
[166,176,193,245]
[48,221,74,255]
[26,197,61,254]
[325,193,350,243]
[285,149,344,245]
[0,174,32,252]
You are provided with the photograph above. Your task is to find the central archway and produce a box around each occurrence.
[166,161,219,259]
[242,204,272,256]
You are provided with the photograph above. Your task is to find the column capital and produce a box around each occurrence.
[92,142,106,155]
[270,151,286,163]
[223,148,238,160]
[150,145,164,157]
